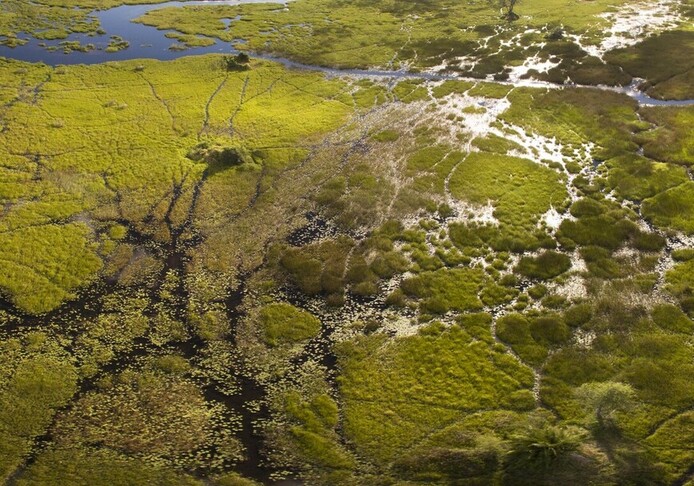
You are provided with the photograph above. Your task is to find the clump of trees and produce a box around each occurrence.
[221,52,250,71]
[186,142,249,174]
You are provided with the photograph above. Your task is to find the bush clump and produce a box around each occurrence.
[221,53,250,71]
[515,251,571,280]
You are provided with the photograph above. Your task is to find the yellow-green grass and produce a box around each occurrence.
[259,302,321,347]
[0,349,77,481]
[336,322,535,464]
[0,55,360,314]
[448,152,567,238]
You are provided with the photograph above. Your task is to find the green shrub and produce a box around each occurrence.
[515,251,571,280]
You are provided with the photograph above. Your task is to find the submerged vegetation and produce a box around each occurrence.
[0,0,693,484]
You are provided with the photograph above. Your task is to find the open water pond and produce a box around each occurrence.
[0,0,286,64]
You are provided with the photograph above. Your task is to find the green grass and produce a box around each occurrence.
[259,303,321,347]
[642,182,694,234]
[16,447,203,486]
[606,154,689,202]
[336,323,535,464]
[515,251,572,280]
[605,30,694,100]
[636,106,694,167]
[0,352,77,481]
[400,267,486,314]
[496,312,571,366]
[449,152,567,251]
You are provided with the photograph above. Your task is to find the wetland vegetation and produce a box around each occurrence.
[0,0,693,485]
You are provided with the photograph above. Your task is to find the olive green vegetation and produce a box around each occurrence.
[282,392,354,473]
[643,182,694,234]
[636,106,694,166]
[605,30,694,100]
[496,312,570,366]
[515,251,571,280]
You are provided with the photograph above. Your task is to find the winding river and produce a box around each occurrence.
[0,0,691,107]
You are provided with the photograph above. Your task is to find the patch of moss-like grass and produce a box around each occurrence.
[496,312,570,366]
[336,323,535,464]
[259,303,321,347]
[642,182,694,234]
[283,392,354,471]
[449,152,567,248]
[645,411,694,481]
[0,224,102,314]
[393,80,429,103]
[636,106,694,167]
[557,198,639,250]
[431,80,475,99]
[278,237,353,300]
[16,447,203,486]
[465,82,513,99]
[515,250,571,280]
[400,267,487,314]
[606,154,689,202]
[605,30,694,100]
[370,129,399,143]
[651,304,694,333]
[666,259,694,310]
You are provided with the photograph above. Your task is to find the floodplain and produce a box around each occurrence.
[0,0,693,484]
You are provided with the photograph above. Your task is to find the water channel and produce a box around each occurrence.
[0,0,692,106]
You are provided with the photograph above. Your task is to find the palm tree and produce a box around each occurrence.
[506,424,586,469]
